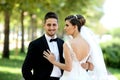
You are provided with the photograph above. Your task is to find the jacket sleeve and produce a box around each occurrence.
[22,42,34,80]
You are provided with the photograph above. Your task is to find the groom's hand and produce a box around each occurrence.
[81,62,94,71]
[81,62,89,70]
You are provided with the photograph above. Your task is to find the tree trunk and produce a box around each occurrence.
[15,25,19,55]
[2,10,10,59]
[30,14,37,41]
[20,10,25,53]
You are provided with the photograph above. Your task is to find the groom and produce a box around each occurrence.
[22,12,64,80]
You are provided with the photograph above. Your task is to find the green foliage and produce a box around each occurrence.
[0,0,105,31]
[0,0,15,14]
[108,28,120,37]
[101,28,120,68]
[101,38,120,68]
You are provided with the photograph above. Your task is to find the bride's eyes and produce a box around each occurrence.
[65,24,69,27]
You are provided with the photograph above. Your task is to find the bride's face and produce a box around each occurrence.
[64,20,76,35]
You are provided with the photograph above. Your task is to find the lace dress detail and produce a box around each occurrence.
[60,41,93,80]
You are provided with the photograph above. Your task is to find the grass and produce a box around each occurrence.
[0,51,120,80]
[0,52,25,80]
[108,67,120,80]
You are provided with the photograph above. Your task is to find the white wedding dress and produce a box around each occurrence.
[60,41,93,80]
[60,26,108,80]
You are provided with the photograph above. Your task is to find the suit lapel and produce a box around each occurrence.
[41,35,50,51]
[57,39,63,60]
[42,35,63,62]
[57,40,62,55]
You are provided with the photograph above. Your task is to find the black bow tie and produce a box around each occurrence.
[50,38,57,42]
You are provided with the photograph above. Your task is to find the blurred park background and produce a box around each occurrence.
[0,0,120,80]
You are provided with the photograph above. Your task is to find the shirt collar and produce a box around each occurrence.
[45,34,57,42]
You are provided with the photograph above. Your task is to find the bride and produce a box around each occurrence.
[43,14,108,80]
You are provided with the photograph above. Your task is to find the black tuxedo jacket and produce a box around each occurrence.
[22,35,64,80]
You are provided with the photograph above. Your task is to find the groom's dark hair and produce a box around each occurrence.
[44,12,58,23]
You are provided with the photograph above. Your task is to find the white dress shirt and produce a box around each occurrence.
[45,34,61,77]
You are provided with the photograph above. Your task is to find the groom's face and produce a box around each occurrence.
[44,18,58,37]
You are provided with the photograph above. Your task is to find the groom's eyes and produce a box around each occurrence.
[47,23,57,26]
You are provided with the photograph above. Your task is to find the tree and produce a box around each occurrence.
[0,1,14,58]
[0,0,105,58]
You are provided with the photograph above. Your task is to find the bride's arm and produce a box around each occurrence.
[43,43,72,71]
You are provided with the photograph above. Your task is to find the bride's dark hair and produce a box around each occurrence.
[65,14,86,32]
[76,15,86,26]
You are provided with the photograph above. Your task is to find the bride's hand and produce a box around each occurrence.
[43,49,56,64]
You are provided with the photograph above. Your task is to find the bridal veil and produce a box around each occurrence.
[81,26,108,80]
